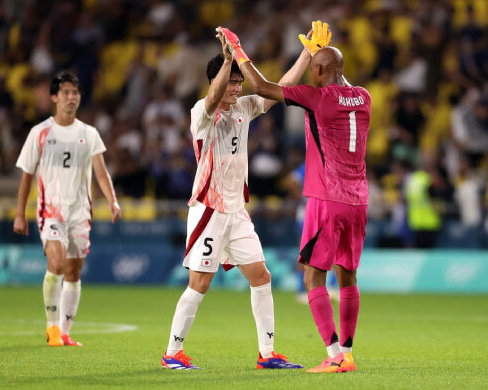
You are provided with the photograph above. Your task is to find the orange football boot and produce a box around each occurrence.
[343,352,356,371]
[46,325,64,347]
[306,352,347,373]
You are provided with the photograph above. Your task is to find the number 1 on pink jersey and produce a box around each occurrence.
[349,110,357,152]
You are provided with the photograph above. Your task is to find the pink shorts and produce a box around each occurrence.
[299,198,367,271]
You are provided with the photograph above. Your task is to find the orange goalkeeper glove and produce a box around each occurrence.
[216,26,251,66]
[299,20,332,56]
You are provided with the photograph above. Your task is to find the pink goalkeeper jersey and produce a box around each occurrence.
[188,95,266,213]
[282,84,370,206]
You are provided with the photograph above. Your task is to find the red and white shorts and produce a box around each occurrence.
[183,203,265,273]
[299,198,367,271]
[39,203,91,259]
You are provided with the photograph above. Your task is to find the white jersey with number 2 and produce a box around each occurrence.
[16,117,106,224]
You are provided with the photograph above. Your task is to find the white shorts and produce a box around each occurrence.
[183,203,265,273]
[39,203,91,259]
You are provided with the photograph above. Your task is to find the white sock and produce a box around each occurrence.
[327,342,341,358]
[340,346,352,354]
[43,271,63,327]
[250,282,274,358]
[166,287,204,356]
[60,280,81,335]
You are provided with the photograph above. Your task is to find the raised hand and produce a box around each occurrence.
[216,26,250,66]
[215,28,233,61]
[299,20,332,56]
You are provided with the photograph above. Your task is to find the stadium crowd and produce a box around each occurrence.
[0,0,487,247]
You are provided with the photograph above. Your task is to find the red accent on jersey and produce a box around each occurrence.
[196,159,213,203]
[184,207,215,258]
[44,204,64,221]
[38,126,51,157]
[196,139,203,163]
[213,109,221,126]
[244,182,249,203]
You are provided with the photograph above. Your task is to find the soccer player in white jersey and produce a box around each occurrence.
[160,29,313,370]
[13,71,121,347]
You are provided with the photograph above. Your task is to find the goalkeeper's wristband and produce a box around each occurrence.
[234,48,251,66]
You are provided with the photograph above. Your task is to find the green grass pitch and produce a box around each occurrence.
[0,286,487,389]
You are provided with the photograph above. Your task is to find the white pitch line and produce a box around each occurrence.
[0,319,138,336]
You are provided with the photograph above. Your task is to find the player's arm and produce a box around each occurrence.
[241,62,286,103]
[219,27,313,105]
[205,30,234,116]
[216,26,285,102]
[262,47,312,111]
[13,171,33,235]
[92,153,121,223]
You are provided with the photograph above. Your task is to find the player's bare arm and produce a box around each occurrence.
[217,26,285,101]
[219,27,313,104]
[13,171,33,235]
[205,30,234,115]
[92,153,121,223]
[263,45,312,111]
[241,62,286,103]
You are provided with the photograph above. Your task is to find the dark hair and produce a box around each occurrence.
[206,54,243,83]
[50,71,82,96]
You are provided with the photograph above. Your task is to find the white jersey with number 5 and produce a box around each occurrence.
[16,117,106,224]
[188,95,266,213]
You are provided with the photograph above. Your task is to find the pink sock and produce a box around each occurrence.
[308,286,338,346]
[339,285,360,347]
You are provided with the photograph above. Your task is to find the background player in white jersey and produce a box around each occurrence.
[13,71,121,347]
[161,29,313,370]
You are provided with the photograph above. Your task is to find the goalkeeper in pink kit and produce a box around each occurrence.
[219,21,370,373]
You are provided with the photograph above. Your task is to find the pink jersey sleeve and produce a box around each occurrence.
[282,85,322,111]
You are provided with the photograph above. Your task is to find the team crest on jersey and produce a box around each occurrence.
[237,116,243,124]
[51,230,59,237]
[77,138,86,144]
[201,259,212,267]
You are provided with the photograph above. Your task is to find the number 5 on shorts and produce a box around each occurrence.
[203,237,213,256]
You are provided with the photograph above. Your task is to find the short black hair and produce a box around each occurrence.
[50,71,82,96]
[206,54,243,83]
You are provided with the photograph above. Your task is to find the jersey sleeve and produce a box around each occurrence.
[238,95,266,119]
[89,127,107,156]
[190,99,214,139]
[282,85,321,111]
[359,87,372,106]
[16,127,40,174]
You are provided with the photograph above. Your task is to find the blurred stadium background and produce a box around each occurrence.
[0,0,487,292]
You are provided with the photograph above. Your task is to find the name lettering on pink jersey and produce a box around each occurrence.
[338,96,364,107]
